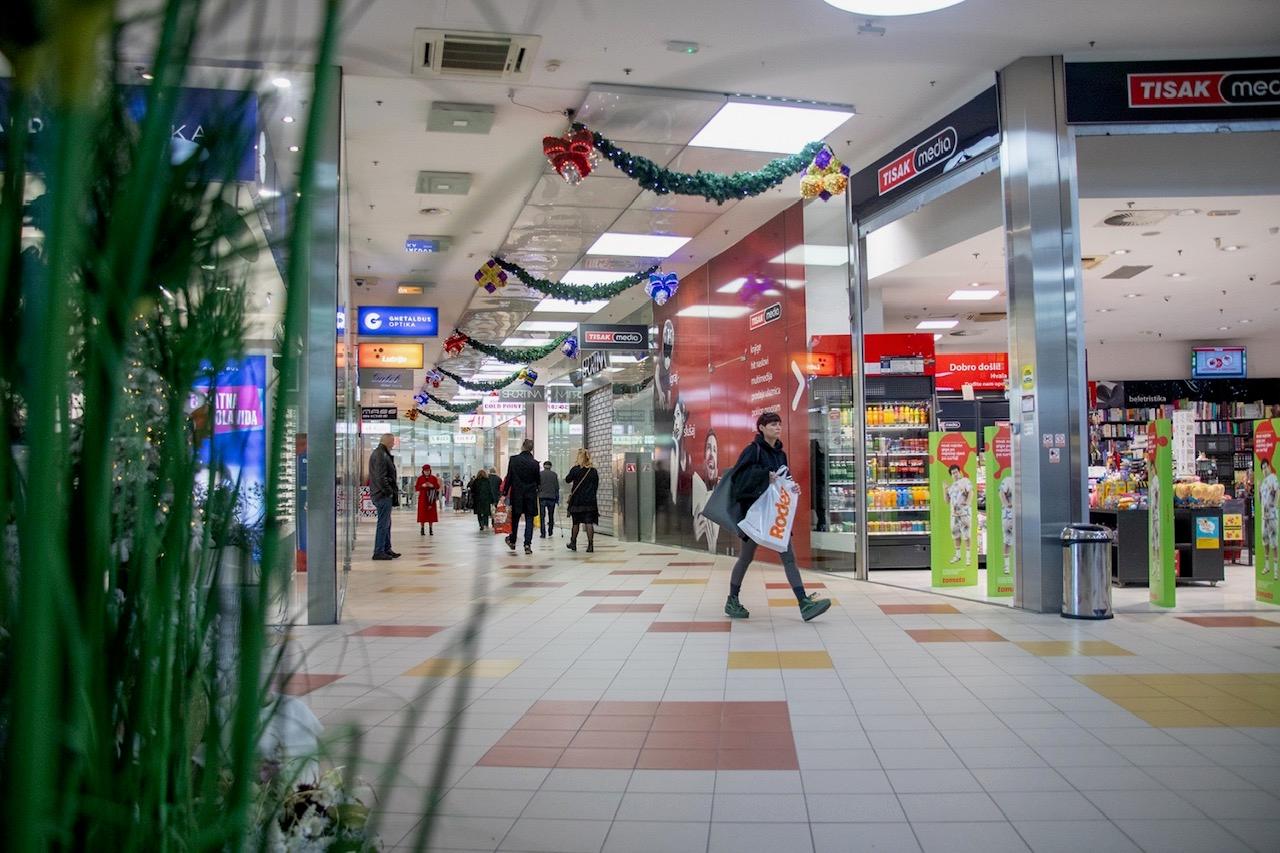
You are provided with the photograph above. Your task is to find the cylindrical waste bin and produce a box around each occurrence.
[1062,524,1114,620]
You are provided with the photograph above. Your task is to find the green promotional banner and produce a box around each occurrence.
[985,424,1014,597]
[1146,419,1176,608]
[931,431,978,587]
[1255,419,1279,606]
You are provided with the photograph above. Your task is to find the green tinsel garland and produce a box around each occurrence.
[435,365,523,391]
[462,330,572,365]
[580,123,827,205]
[493,257,659,303]
[424,390,483,414]
[612,375,654,397]
[417,410,458,424]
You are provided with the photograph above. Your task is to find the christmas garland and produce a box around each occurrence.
[580,124,826,205]
[612,375,654,397]
[417,410,458,424]
[492,257,659,303]
[424,390,483,414]
[435,365,523,391]
[459,330,572,365]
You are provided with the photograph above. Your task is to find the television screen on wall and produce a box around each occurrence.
[1191,347,1247,379]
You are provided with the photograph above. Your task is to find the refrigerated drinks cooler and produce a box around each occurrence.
[865,375,934,568]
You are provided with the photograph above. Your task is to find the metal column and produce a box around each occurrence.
[998,56,1089,613]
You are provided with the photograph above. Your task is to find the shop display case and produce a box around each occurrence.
[866,376,934,569]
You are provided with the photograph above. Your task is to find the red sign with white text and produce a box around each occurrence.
[935,352,1010,391]
[1127,70,1280,108]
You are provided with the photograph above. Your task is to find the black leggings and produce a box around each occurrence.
[730,539,802,590]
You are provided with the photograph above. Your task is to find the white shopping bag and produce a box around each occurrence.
[737,466,800,553]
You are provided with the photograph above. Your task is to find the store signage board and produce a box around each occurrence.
[849,86,999,220]
[482,399,525,414]
[579,323,649,351]
[935,353,1009,392]
[360,406,398,421]
[428,433,452,445]
[581,350,608,379]
[985,424,1015,597]
[357,343,423,369]
[356,306,439,337]
[458,414,493,429]
[1065,57,1280,123]
[548,402,570,414]
[498,386,546,402]
[748,302,782,331]
[1147,419,1176,608]
[452,432,476,444]
[863,333,936,376]
[1255,419,1279,606]
[358,368,416,390]
[929,431,979,588]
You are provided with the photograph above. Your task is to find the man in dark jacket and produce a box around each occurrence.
[502,438,541,554]
[538,461,560,539]
[368,433,401,560]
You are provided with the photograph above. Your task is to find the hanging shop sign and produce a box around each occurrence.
[357,343,423,369]
[1065,57,1280,124]
[581,349,608,379]
[358,368,416,390]
[1147,419,1176,608]
[930,431,979,588]
[579,323,649,351]
[498,386,546,402]
[936,353,1010,392]
[1255,419,1279,606]
[849,86,1000,219]
[452,432,477,444]
[984,424,1015,598]
[458,414,493,429]
[427,433,452,445]
[356,306,439,337]
[863,333,936,377]
[482,399,526,414]
[360,406,399,421]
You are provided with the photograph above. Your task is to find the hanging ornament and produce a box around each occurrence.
[645,271,679,306]
[800,145,851,202]
[542,127,597,185]
[412,392,428,406]
[561,336,579,359]
[404,408,419,422]
[517,367,538,388]
[424,369,444,388]
[443,331,467,356]
[492,257,657,303]
[474,259,509,294]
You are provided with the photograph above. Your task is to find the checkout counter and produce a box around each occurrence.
[1089,506,1226,586]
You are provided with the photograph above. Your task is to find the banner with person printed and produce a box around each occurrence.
[984,425,1014,597]
[930,431,978,587]
[1255,419,1280,605]
[1146,419,1176,608]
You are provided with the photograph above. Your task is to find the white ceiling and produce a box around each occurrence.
[153,0,1280,388]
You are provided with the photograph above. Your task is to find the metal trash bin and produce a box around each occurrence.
[1061,524,1114,620]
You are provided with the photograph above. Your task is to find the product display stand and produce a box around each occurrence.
[866,375,934,570]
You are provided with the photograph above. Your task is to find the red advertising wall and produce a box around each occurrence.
[652,204,813,565]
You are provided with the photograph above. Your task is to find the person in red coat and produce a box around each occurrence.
[415,464,441,536]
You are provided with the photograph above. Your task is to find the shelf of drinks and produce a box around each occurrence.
[866,425,929,432]
[867,507,929,513]
[869,531,929,537]
[873,479,928,485]
[868,451,930,457]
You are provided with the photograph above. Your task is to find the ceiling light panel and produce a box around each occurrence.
[416,171,472,195]
[824,0,966,15]
[916,319,959,330]
[517,320,580,333]
[533,298,610,314]
[770,244,849,266]
[426,101,496,134]
[586,233,691,258]
[689,101,854,154]
[948,289,1000,301]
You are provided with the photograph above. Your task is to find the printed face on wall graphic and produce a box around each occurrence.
[704,430,719,485]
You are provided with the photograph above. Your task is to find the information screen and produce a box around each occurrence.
[1191,347,1246,379]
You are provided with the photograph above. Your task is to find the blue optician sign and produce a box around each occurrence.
[356,306,439,337]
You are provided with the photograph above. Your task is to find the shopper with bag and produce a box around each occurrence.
[414,464,441,536]
[469,468,496,531]
[724,412,829,622]
[564,449,600,553]
[501,439,541,555]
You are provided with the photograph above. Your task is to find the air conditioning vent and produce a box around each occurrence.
[965,312,1007,323]
[1081,255,1107,270]
[1099,209,1175,227]
[1102,264,1152,280]
[413,28,541,81]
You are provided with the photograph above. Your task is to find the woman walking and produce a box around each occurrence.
[564,449,600,553]
[414,464,441,536]
[470,468,497,531]
[725,412,829,622]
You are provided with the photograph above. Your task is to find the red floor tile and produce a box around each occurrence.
[353,625,444,638]
[647,621,733,633]
[556,747,640,769]
[611,570,663,575]
[723,701,791,717]
[578,590,644,597]
[477,746,564,767]
[717,748,799,770]
[589,604,664,613]
[569,730,648,749]
[644,730,721,750]
[651,714,722,732]
[495,729,577,749]
[951,629,1007,642]
[593,700,660,715]
[766,582,826,589]
[636,749,720,770]
[528,700,599,715]
[1178,616,1280,628]
[512,714,588,731]
[581,715,653,733]
[733,715,795,732]
[878,603,961,615]
[719,730,796,750]
[657,701,725,716]
[278,673,343,695]
[508,581,566,589]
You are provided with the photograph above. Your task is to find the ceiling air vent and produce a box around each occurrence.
[1081,255,1108,270]
[1102,265,1152,280]
[412,29,541,82]
[1206,209,1241,217]
[965,312,1007,323]
[1099,209,1175,227]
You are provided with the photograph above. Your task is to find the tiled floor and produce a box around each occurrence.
[282,511,1280,852]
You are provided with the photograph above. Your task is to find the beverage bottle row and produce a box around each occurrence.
[867,436,929,454]
[868,457,926,481]
[867,405,928,426]
[828,486,857,510]
[868,486,929,509]
[869,520,929,534]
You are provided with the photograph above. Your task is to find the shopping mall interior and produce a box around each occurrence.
[3,1,1280,851]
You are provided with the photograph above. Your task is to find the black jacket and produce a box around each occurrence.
[565,466,599,512]
[729,434,787,516]
[369,444,398,501]
[502,451,541,503]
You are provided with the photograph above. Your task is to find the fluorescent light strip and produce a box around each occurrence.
[769,244,848,266]
[916,319,958,330]
[586,233,691,258]
[517,320,579,332]
[675,305,752,319]
[689,102,853,154]
[533,298,610,314]
[948,289,1000,301]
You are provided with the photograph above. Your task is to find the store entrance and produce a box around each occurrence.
[1076,129,1280,613]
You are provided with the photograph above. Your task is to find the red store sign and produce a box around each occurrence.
[1127,70,1280,108]
[935,352,1009,392]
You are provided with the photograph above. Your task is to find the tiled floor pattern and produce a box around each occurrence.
[282,512,1280,852]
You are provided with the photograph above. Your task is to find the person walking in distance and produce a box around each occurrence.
[502,439,541,555]
[725,413,828,622]
[471,468,497,531]
[564,449,601,553]
[451,473,465,512]
[415,464,441,536]
[539,460,560,539]
[368,433,401,560]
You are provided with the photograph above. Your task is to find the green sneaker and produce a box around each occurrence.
[799,595,831,622]
[724,595,750,619]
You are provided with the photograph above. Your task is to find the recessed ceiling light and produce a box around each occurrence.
[1218,326,1230,331]
[690,101,854,154]
[517,320,579,333]
[948,289,1000,301]
[271,76,292,89]
[281,116,296,124]
[288,145,299,153]
[1240,319,1252,324]
[916,319,959,330]
[822,0,966,16]
[1176,208,1200,216]
[1223,244,1243,252]
[501,337,552,347]
[1096,308,1113,313]
[1112,249,1130,255]
[675,305,752,319]
[533,298,610,314]
[968,281,982,287]
[139,70,155,81]
[200,263,216,271]
[769,245,848,266]
[1123,293,1142,298]
[586,233,690,257]
[1168,272,1186,278]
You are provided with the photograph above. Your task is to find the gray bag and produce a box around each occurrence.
[699,469,740,532]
